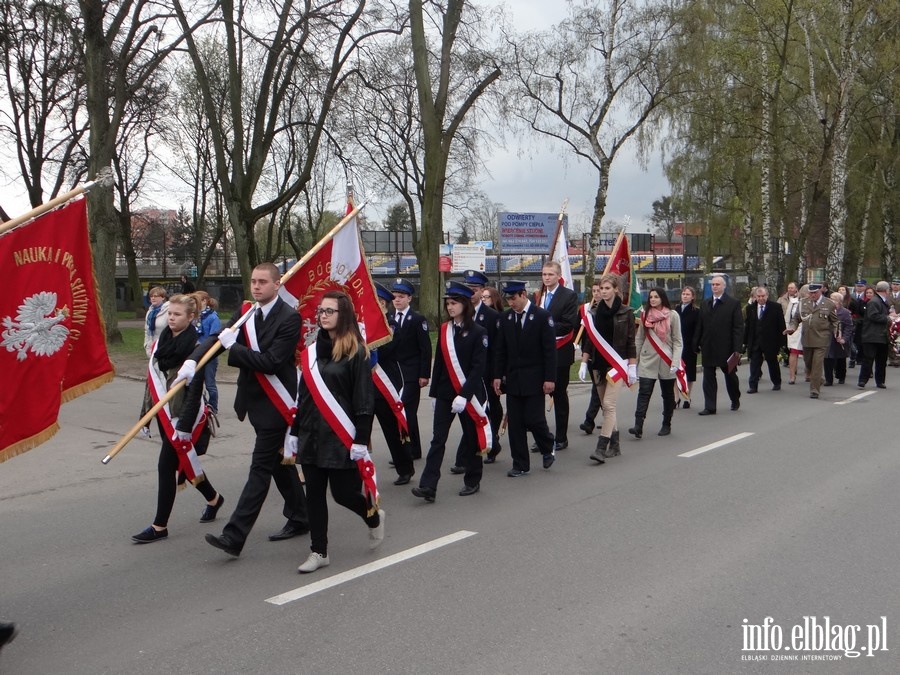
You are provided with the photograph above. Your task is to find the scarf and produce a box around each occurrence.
[644,306,671,341]
[147,304,162,337]
[594,295,622,342]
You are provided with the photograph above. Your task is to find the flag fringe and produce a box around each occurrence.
[0,423,60,464]
[62,369,116,403]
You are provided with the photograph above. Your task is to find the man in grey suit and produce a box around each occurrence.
[693,275,744,414]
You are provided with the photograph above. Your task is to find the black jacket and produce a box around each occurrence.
[694,293,744,367]
[392,308,432,382]
[743,299,787,357]
[429,321,488,402]
[494,302,557,395]
[539,285,579,366]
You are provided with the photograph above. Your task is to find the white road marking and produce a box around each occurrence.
[678,432,755,458]
[834,390,877,406]
[265,530,478,605]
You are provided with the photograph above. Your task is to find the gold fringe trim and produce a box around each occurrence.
[177,481,187,492]
[61,368,115,404]
[0,423,60,464]
[281,454,296,466]
[191,474,206,487]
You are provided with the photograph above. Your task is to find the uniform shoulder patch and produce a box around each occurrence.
[482,335,489,348]
[548,316,555,327]
[421,320,428,331]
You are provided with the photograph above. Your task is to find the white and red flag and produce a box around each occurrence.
[0,198,114,462]
[604,230,643,317]
[550,208,573,289]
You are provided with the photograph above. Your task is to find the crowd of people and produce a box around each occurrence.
[129,264,899,577]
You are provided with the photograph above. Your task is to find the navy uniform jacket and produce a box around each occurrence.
[494,303,557,396]
[392,308,432,384]
[373,313,403,390]
[473,303,500,380]
[429,321,488,403]
[539,285,579,366]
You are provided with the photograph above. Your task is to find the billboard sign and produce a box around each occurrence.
[498,212,567,253]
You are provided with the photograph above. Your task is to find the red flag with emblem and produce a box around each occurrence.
[603,230,642,316]
[0,198,114,462]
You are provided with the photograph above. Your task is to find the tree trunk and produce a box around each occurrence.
[585,159,610,290]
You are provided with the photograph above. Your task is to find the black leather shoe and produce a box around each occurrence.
[205,533,241,557]
[731,401,740,411]
[698,409,716,416]
[132,526,168,544]
[682,401,690,409]
[411,486,436,502]
[459,484,480,496]
[772,384,781,391]
[268,523,309,541]
[449,465,465,475]
[877,383,887,389]
[393,473,414,486]
[507,468,530,477]
[823,381,833,386]
[746,388,757,394]
[483,455,497,464]
[0,622,17,651]
[810,392,819,399]
[554,441,568,451]
[542,452,555,469]
[579,421,595,434]
[200,494,225,523]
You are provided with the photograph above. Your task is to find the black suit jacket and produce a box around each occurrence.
[743,299,786,357]
[473,302,499,380]
[675,302,700,355]
[392,308,432,383]
[539,285,579,366]
[694,293,744,367]
[429,322,488,402]
[494,303,557,396]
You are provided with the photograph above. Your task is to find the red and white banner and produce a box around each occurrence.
[579,303,629,385]
[439,322,492,453]
[550,214,573,288]
[604,230,643,317]
[372,363,409,441]
[0,198,114,462]
[640,310,690,398]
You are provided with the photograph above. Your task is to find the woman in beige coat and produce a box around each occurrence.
[629,288,683,438]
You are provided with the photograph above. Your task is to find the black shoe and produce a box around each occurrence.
[507,468,530,477]
[848,360,856,368]
[0,622,17,651]
[628,426,643,439]
[449,465,466,475]
[543,452,556,469]
[579,421,595,434]
[810,392,819,399]
[747,388,758,394]
[268,522,309,541]
[877,383,886,389]
[823,381,833,386]
[393,473,414,486]
[459,484,480,496]
[200,494,225,523]
[838,379,845,384]
[483,455,497,464]
[658,424,671,436]
[773,384,781,391]
[857,381,866,388]
[698,409,716,416]
[411,486,436,502]
[132,526,168,544]
[205,533,241,557]
[682,401,690,409]
[731,401,740,411]
[554,441,568,451]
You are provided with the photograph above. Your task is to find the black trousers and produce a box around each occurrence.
[153,436,217,528]
[701,364,741,412]
[401,385,424,459]
[221,425,308,550]
[506,392,554,472]
[859,342,888,385]
[551,363,571,443]
[823,357,847,384]
[748,349,782,389]
[457,379,503,464]
[583,376,602,425]
[373,392,414,476]
[423,398,483,491]
[302,464,379,556]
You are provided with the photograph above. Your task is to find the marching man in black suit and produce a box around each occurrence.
[743,286,786,393]
[693,274,744,415]
[538,261,579,450]
[493,280,557,477]
[390,278,432,460]
[177,262,308,557]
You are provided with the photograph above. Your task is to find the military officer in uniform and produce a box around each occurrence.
[390,278,431,459]
[492,280,557,477]
[787,282,839,399]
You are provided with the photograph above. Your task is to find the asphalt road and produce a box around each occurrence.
[1,371,899,674]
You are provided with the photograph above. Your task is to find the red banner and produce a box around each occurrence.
[0,198,114,461]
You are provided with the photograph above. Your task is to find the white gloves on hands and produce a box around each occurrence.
[174,359,197,385]
[217,329,238,350]
[284,433,298,456]
[627,364,638,386]
[431,398,437,411]
[670,364,679,374]
[578,362,589,382]
[451,395,467,414]
[350,443,369,461]
[172,429,192,443]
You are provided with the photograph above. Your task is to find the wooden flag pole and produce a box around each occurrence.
[101,202,367,464]
[0,168,114,236]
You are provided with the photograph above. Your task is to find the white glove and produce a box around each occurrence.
[174,359,197,385]
[670,364,679,374]
[451,395,467,414]
[578,362,589,382]
[627,364,638,386]
[431,398,436,411]
[217,329,238,350]
[350,443,369,461]
[172,428,192,443]
[284,433,298,456]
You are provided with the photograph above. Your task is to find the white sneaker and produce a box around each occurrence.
[368,509,385,549]
[297,551,330,574]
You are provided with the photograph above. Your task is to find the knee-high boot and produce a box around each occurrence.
[629,378,654,439]
[659,381,675,436]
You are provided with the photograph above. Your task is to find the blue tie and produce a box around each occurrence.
[545,291,553,309]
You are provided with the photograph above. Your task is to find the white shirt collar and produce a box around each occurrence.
[258,296,278,319]
[474,301,483,313]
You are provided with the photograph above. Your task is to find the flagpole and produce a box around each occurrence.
[101,202,367,464]
[0,168,114,235]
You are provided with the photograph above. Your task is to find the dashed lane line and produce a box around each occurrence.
[678,432,755,458]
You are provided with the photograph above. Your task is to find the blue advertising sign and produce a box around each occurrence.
[498,212,567,253]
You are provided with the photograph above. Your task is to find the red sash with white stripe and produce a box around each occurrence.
[372,362,409,441]
[147,340,206,484]
[439,322,492,454]
[640,310,690,397]
[301,339,379,513]
[555,330,574,350]
[241,302,298,427]
[579,303,629,384]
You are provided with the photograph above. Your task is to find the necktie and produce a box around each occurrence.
[255,307,264,331]
[516,312,524,329]
[396,311,404,325]
[544,291,553,309]
[758,305,763,320]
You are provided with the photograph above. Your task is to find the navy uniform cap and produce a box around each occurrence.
[807,283,823,291]
[374,282,394,303]
[391,278,415,295]
[463,270,490,287]
[855,279,867,285]
[892,278,900,284]
[444,280,475,299]
[501,280,527,295]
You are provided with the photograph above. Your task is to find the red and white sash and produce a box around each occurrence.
[302,339,380,512]
[241,303,298,428]
[372,362,409,441]
[147,340,206,484]
[440,322,492,454]
[555,330,574,350]
[641,310,690,397]
[579,303,629,385]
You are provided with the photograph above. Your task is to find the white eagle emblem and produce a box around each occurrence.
[2,292,70,361]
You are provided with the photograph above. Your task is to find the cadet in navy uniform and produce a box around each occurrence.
[412,281,488,501]
[493,280,557,477]
[371,282,416,485]
[450,269,502,472]
[390,279,432,459]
